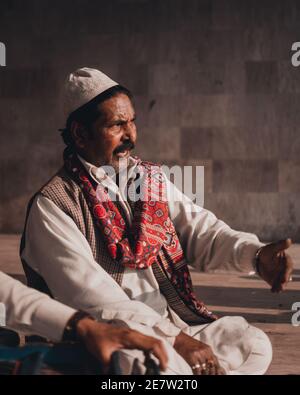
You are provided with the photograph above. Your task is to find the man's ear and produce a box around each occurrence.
[70,120,88,149]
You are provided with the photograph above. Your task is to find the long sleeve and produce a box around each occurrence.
[21,195,181,339]
[165,175,265,273]
[0,272,76,341]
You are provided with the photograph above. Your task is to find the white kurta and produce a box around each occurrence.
[0,271,191,374]
[0,271,75,341]
[20,156,272,374]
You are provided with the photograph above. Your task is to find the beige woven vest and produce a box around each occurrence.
[21,167,209,325]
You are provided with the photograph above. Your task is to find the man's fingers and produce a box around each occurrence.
[190,354,206,375]
[272,253,293,291]
[271,238,292,254]
[281,259,293,285]
[207,359,216,375]
[271,268,292,293]
[151,341,168,371]
[212,355,222,375]
[271,280,283,293]
[95,347,113,372]
[126,332,168,371]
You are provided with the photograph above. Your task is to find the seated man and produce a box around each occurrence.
[20,67,293,375]
[0,271,168,372]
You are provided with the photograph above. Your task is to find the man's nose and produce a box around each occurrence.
[122,121,136,140]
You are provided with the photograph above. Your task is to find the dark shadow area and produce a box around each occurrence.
[213,310,293,324]
[240,274,300,282]
[194,285,300,311]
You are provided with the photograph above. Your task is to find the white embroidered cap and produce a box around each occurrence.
[63,67,118,117]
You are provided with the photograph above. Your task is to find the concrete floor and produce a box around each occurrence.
[0,234,299,375]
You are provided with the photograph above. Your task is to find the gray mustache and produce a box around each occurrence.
[114,141,135,154]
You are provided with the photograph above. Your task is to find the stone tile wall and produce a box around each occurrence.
[0,0,299,241]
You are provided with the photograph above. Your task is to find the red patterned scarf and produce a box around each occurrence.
[64,151,217,322]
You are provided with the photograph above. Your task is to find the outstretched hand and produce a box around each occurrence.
[257,239,294,293]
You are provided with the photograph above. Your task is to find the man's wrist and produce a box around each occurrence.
[174,331,186,348]
[62,311,95,342]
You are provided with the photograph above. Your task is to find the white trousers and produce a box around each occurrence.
[117,316,273,375]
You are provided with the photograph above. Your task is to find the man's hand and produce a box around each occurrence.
[257,239,294,293]
[173,331,225,375]
[76,318,168,372]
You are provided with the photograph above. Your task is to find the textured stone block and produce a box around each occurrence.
[0,142,62,204]
[149,63,184,96]
[243,28,276,61]
[278,192,300,241]
[149,0,212,33]
[212,126,279,160]
[213,160,278,193]
[150,31,184,64]
[204,192,279,231]
[278,61,300,94]
[180,95,234,128]
[118,63,149,95]
[197,29,245,63]
[0,195,29,233]
[243,27,300,62]
[135,126,180,161]
[0,97,62,151]
[213,0,284,30]
[0,157,28,202]
[118,32,154,65]
[63,34,120,77]
[276,94,300,160]
[279,161,300,193]
[116,0,152,34]
[227,94,278,130]
[0,68,58,99]
[0,0,299,240]
[279,193,300,225]
[183,62,225,95]
[212,0,249,30]
[146,95,181,128]
[175,0,212,31]
[180,127,213,159]
[246,61,279,94]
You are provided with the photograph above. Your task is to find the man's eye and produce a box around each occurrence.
[110,123,123,133]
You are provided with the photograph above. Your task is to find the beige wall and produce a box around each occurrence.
[0,0,299,241]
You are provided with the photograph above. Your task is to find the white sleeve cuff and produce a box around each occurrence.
[235,239,266,273]
[32,299,76,342]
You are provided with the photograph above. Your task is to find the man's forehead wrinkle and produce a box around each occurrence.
[97,96,135,123]
[110,105,135,121]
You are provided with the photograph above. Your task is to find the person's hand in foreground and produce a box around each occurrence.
[76,318,168,372]
[174,331,225,375]
[257,238,294,293]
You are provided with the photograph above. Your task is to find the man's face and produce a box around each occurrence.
[75,93,137,170]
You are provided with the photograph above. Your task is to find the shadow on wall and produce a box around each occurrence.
[194,283,300,324]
